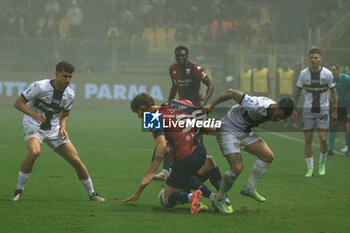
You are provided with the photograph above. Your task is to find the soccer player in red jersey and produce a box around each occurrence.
[169,45,214,108]
[154,46,214,180]
[123,93,220,214]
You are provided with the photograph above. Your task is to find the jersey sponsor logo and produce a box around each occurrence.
[176,79,193,87]
[305,86,328,93]
[143,110,162,129]
[34,99,61,114]
[52,98,60,104]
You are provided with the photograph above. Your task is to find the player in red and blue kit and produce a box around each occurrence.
[154,45,214,180]
[169,45,214,108]
[123,93,220,214]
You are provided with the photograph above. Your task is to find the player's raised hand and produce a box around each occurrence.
[202,105,213,115]
[32,112,46,123]
[122,194,140,203]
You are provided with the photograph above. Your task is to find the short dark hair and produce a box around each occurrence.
[130,93,155,112]
[308,48,321,55]
[278,98,294,117]
[56,61,75,73]
[175,45,189,55]
[329,64,338,69]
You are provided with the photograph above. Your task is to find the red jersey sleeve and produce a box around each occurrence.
[193,63,209,82]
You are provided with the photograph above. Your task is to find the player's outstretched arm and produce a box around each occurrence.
[14,95,46,123]
[201,78,214,107]
[122,135,167,203]
[202,88,244,114]
[292,87,302,120]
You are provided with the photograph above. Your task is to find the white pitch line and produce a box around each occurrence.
[77,147,154,152]
[264,131,343,155]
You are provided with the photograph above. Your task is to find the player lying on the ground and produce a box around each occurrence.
[123,93,225,214]
[157,144,232,212]
[202,88,294,213]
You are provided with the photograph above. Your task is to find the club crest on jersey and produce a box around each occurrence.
[26,88,32,94]
[186,69,191,75]
[246,97,254,104]
[63,99,67,106]
[143,110,161,129]
[320,77,326,84]
[233,143,239,149]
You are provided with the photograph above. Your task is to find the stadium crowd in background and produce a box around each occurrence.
[0,0,345,44]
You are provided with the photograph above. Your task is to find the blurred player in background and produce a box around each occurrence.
[327,64,350,157]
[123,93,224,214]
[276,60,298,128]
[240,61,252,94]
[154,45,214,181]
[10,61,105,202]
[252,58,270,96]
[203,88,294,214]
[292,49,337,177]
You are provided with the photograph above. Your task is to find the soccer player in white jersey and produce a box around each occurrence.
[292,49,337,177]
[202,89,294,213]
[10,61,105,202]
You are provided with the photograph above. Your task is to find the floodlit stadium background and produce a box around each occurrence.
[1,0,350,107]
[1,1,350,233]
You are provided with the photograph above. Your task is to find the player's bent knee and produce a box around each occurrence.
[230,164,243,176]
[71,159,84,169]
[162,198,175,208]
[205,155,217,169]
[28,150,40,160]
[263,152,274,163]
[305,138,313,145]
[319,136,327,144]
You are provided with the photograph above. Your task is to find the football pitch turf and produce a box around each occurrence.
[1,106,350,233]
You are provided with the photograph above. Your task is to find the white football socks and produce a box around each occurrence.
[319,152,327,164]
[161,169,170,177]
[80,177,95,197]
[305,157,314,170]
[245,160,270,190]
[187,193,192,202]
[16,171,31,190]
[217,170,236,201]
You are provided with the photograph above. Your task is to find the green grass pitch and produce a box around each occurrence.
[1,106,350,233]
